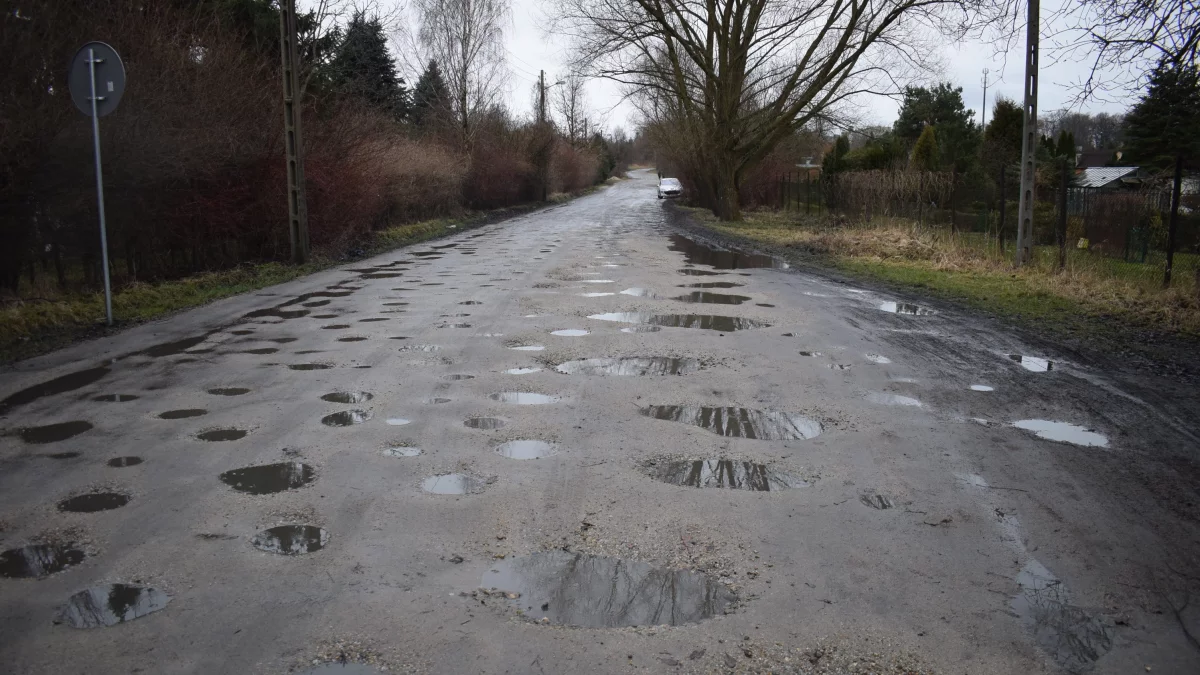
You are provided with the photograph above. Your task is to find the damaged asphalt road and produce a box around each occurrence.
[1,169,1199,674]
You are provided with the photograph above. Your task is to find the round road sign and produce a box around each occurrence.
[68,42,126,117]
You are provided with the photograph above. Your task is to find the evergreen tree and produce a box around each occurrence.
[894,83,980,172]
[982,96,1024,174]
[1124,59,1200,171]
[411,60,453,129]
[821,134,851,174]
[910,125,939,172]
[328,12,409,118]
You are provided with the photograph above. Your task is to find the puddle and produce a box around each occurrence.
[683,282,744,289]
[207,387,250,396]
[92,394,138,402]
[669,234,787,269]
[426,397,452,404]
[269,337,299,344]
[621,326,661,333]
[251,525,329,555]
[312,314,339,319]
[58,492,130,513]
[321,391,373,404]
[241,348,278,355]
[464,417,505,430]
[827,363,853,370]
[970,384,995,392]
[483,551,735,627]
[322,324,351,330]
[878,302,936,316]
[46,452,80,459]
[302,299,330,307]
[505,367,542,374]
[231,329,255,335]
[243,308,310,321]
[360,317,389,322]
[671,292,752,305]
[1009,355,1053,372]
[1012,559,1112,671]
[20,420,93,444]
[588,313,770,331]
[383,302,409,306]
[495,440,558,459]
[139,335,211,357]
[648,459,806,490]
[678,269,723,276]
[445,374,475,381]
[219,462,315,494]
[580,279,614,284]
[383,446,422,457]
[551,329,589,336]
[859,492,895,509]
[460,300,481,305]
[756,303,775,307]
[579,292,614,297]
[0,544,86,578]
[798,351,822,357]
[489,392,559,405]
[289,363,333,370]
[158,409,207,419]
[509,345,545,351]
[197,428,248,442]
[864,354,892,364]
[1012,420,1109,448]
[866,392,923,407]
[57,584,171,628]
[398,344,441,352]
[361,272,403,279]
[0,366,112,411]
[620,287,656,297]
[386,418,411,426]
[555,357,698,376]
[107,457,143,467]
[640,406,821,440]
[322,410,371,427]
[422,473,483,494]
[338,336,368,342]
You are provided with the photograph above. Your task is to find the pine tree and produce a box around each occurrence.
[910,125,940,171]
[411,60,453,129]
[982,97,1024,173]
[1124,59,1200,171]
[328,12,409,119]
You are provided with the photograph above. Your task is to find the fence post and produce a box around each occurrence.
[1164,152,1183,287]
[998,167,1006,252]
[1057,160,1068,271]
[806,175,811,214]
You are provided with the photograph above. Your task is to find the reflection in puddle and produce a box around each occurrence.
[648,460,805,490]
[1012,420,1109,448]
[678,268,723,276]
[641,406,821,439]
[219,462,315,494]
[207,387,250,396]
[683,282,743,288]
[1009,355,1053,372]
[422,473,482,494]
[383,446,422,457]
[0,544,86,578]
[879,302,935,315]
[92,394,138,402]
[158,408,207,419]
[555,357,698,376]
[866,392,922,407]
[489,392,559,405]
[621,325,661,333]
[864,353,891,364]
[495,440,557,459]
[20,420,93,444]
[386,418,411,426]
[588,312,770,331]
[505,367,542,375]
[579,292,614,297]
[483,551,735,627]
[251,525,329,555]
[464,417,505,430]
[58,492,130,513]
[671,291,751,305]
[668,234,787,269]
[321,391,373,403]
[620,287,656,297]
[58,584,171,628]
[107,456,143,467]
[509,345,545,351]
[551,329,589,336]
[322,410,371,426]
[1012,559,1112,671]
[197,428,248,441]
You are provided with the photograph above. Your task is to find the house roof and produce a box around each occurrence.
[1076,166,1138,189]
[1076,150,1115,168]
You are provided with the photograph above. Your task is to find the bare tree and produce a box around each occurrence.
[404,0,511,144]
[552,71,590,144]
[552,0,1011,220]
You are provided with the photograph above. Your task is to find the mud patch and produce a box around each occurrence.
[495,440,558,459]
[464,417,505,430]
[321,391,374,404]
[489,392,559,405]
[251,525,329,555]
[555,357,698,376]
[92,394,138,402]
[671,291,752,305]
[422,473,484,494]
[481,551,735,627]
[207,387,250,396]
[159,409,207,419]
[1012,420,1109,448]
[57,584,170,628]
[58,492,130,513]
[107,457,143,467]
[322,410,371,427]
[0,544,86,578]
[640,406,821,440]
[20,421,93,444]
[197,428,248,442]
[220,462,315,494]
[588,312,769,331]
[646,459,806,491]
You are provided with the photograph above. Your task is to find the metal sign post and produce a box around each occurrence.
[68,42,125,326]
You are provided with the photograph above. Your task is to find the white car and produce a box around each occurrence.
[657,177,682,199]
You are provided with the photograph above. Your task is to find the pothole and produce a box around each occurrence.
[445,374,475,380]
[19,421,93,444]
[505,367,542,375]
[671,292,752,305]
[641,406,821,440]
[92,394,139,402]
[678,269,723,276]
[1012,559,1112,670]
[289,363,333,370]
[322,410,371,427]
[57,584,170,628]
[1008,354,1054,372]
[219,462,315,494]
[197,428,248,442]
[464,417,505,430]
[422,473,484,494]
[682,282,744,288]
[621,325,661,333]
[489,392,559,405]
[509,344,545,351]
[480,551,736,627]
[58,492,131,513]
[251,525,329,555]
[158,409,207,419]
[338,336,369,342]
[879,302,935,315]
[321,391,373,404]
[555,357,698,376]
[1012,420,1108,448]
[588,313,769,331]
[382,446,422,457]
[646,459,806,490]
[207,387,250,396]
[669,233,787,269]
[107,457,143,467]
[550,329,589,336]
[495,440,558,459]
[0,544,86,578]
[1,366,111,411]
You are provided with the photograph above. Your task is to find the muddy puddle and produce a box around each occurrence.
[197,428,248,442]
[422,473,483,494]
[46,452,80,459]
[251,525,329,555]
[338,336,368,342]
[207,387,250,396]
[495,440,558,459]
[1,366,112,411]
[588,312,770,331]
[555,357,698,376]
[322,410,371,427]
[647,459,806,491]
[620,325,661,333]
[219,462,315,494]
[551,329,589,336]
[20,420,93,444]
[58,584,170,628]
[383,446,422,457]
[464,417,505,430]
[489,392,559,405]
[678,269,723,276]
[445,374,474,381]
[878,302,935,316]
[289,363,333,370]
[669,234,787,270]
[641,406,821,440]
[107,457,143,467]
[1012,420,1109,448]
[322,391,373,404]
[58,492,130,513]
[1,544,86,578]
[92,394,138,402]
[682,281,744,289]
[1012,559,1112,671]
[1009,355,1054,372]
[483,551,735,627]
[672,291,752,305]
[159,409,207,419]
[619,287,656,297]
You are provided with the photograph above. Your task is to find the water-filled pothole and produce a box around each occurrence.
[158,409,207,419]
[678,269,722,276]
[509,344,545,351]
[505,367,542,374]
[489,392,559,405]
[92,394,139,402]
[1,366,111,411]
[879,302,935,315]
[197,428,248,442]
[588,313,769,331]
[866,392,922,407]
[445,373,474,380]
[482,551,735,627]
[1012,420,1108,448]
[640,406,821,440]
[495,440,558,459]
[20,421,93,444]
[1012,559,1112,671]
[1008,355,1053,372]
[555,357,698,376]
[0,544,86,578]
[207,387,250,396]
[621,325,661,333]
[219,462,315,494]
[669,234,787,269]
[647,459,806,490]
[107,456,143,467]
[671,292,752,305]
[338,336,369,342]
[57,584,170,628]
[382,446,422,457]
[422,473,483,494]
[251,525,329,555]
[682,282,744,288]
[289,363,333,370]
[551,329,589,336]
[58,492,131,513]
[321,391,373,404]
[322,410,371,427]
[464,417,505,430]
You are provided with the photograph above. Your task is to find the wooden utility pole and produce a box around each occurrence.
[279,0,309,264]
[1014,0,1039,267]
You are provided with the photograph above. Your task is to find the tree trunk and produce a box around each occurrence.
[713,159,742,221]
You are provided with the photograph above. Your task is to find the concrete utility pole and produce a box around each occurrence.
[538,70,546,123]
[981,68,989,129]
[1014,0,1039,267]
[279,0,310,264]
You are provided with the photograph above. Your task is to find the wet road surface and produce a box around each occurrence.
[2,170,1200,673]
